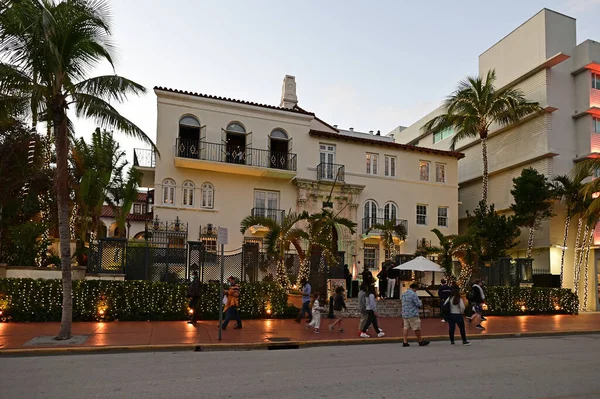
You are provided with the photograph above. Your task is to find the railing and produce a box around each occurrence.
[317,163,345,182]
[133,148,155,168]
[176,139,297,171]
[362,217,409,235]
[251,208,285,224]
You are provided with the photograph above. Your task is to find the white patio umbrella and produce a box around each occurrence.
[393,256,443,272]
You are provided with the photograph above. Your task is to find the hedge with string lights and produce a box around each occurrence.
[482,287,578,315]
[0,278,292,322]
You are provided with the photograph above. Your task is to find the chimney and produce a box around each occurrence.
[369,130,373,135]
[376,130,381,136]
[349,127,354,131]
[333,125,338,128]
[280,75,298,109]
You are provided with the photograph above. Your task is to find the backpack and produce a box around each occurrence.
[441,298,451,316]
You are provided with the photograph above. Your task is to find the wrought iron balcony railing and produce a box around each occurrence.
[362,217,409,235]
[251,208,285,224]
[317,163,345,182]
[133,148,156,168]
[176,139,297,171]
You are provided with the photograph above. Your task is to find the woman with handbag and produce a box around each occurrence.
[443,289,470,345]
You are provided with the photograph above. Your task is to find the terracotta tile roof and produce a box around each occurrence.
[154,86,315,116]
[137,192,148,202]
[309,129,465,159]
[293,105,339,132]
[100,205,152,221]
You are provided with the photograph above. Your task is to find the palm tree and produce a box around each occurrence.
[551,170,588,287]
[106,167,141,239]
[417,228,457,278]
[366,220,407,261]
[0,0,155,339]
[422,70,541,204]
[240,211,308,289]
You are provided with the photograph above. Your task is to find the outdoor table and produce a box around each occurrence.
[416,290,438,318]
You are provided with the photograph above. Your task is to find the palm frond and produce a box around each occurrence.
[72,75,146,103]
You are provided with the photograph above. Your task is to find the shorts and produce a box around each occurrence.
[403,316,421,331]
[334,310,345,318]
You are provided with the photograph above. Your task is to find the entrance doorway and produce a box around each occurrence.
[178,116,200,159]
[225,122,246,164]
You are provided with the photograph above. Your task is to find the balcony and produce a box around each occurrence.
[251,208,285,224]
[174,139,297,179]
[133,148,155,168]
[317,163,345,182]
[362,218,409,236]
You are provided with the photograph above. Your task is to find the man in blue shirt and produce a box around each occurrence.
[295,278,312,323]
[401,283,430,347]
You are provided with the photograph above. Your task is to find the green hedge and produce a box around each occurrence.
[482,287,578,315]
[0,279,293,322]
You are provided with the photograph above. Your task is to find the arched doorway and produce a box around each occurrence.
[178,116,201,159]
[224,122,247,164]
[269,129,289,169]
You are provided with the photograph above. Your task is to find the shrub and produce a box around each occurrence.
[0,279,291,322]
[482,286,578,315]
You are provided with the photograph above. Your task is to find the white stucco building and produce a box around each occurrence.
[133,76,463,275]
[393,9,600,309]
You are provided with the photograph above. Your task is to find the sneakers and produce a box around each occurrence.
[476,325,486,330]
[314,328,320,334]
[418,340,430,346]
[403,343,410,347]
[450,342,455,345]
[233,324,242,329]
[441,319,446,323]
[377,331,385,338]
[360,332,370,338]
[463,341,471,346]
[481,316,487,321]
[338,329,344,333]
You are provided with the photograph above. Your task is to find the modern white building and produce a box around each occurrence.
[393,9,600,309]
[133,76,463,277]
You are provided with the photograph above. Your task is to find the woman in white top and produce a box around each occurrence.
[360,285,385,338]
[443,289,470,345]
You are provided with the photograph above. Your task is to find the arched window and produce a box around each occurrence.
[201,183,214,209]
[226,122,246,134]
[162,179,176,205]
[178,116,201,156]
[363,200,378,230]
[270,128,288,140]
[384,202,397,222]
[180,116,200,128]
[182,181,194,207]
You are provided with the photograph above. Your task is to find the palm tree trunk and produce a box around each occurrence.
[481,137,489,204]
[54,107,73,341]
[526,226,535,259]
[573,219,585,296]
[582,227,595,311]
[559,215,571,288]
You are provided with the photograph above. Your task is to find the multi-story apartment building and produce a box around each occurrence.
[133,76,462,275]
[393,9,600,309]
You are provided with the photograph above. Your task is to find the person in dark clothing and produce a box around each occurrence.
[361,266,374,287]
[377,266,388,299]
[467,279,486,330]
[222,276,242,330]
[438,279,452,323]
[444,288,470,345]
[387,264,398,299]
[187,270,201,324]
[344,264,352,297]
[329,286,347,332]
[295,278,312,323]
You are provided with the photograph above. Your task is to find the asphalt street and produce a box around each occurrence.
[1,335,600,399]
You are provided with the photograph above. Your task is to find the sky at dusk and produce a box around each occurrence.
[72,0,600,160]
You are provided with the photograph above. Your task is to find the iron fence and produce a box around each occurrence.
[362,217,409,235]
[133,148,155,168]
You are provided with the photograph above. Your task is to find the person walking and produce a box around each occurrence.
[307,292,325,333]
[295,278,312,324]
[221,276,242,330]
[360,285,385,338]
[401,283,430,347]
[467,279,486,330]
[377,266,388,299]
[187,270,201,325]
[329,286,347,332]
[438,279,452,323]
[443,289,470,345]
[357,282,369,336]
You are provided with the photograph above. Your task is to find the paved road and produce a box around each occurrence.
[1,335,600,399]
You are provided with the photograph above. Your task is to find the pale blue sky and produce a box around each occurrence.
[76,0,600,157]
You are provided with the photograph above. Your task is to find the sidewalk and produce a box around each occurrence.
[2,313,600,354]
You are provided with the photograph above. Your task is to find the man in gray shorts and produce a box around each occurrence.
[401,283,430,347]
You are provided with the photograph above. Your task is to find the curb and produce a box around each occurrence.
[2,329,599,356]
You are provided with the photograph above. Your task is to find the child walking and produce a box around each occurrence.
[329,286,347,332]
[307,292,325,333]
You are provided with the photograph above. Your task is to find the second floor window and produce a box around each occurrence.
[385,156,396,177]
[420,161,430,181]
[416,204,428,226]
[182,181,194,207]
[366,153,378,175]
[384,202,397,221]
[438,207,448,227]
[201,183,214,209]
[436,163,446,183]
[162,179,175,205]
[133,204,141,214]
[433,128,453,144]
[593,73,600,90]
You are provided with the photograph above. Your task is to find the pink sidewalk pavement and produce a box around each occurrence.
[2,313,600,352]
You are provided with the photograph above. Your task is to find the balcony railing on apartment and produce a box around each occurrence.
[317,163,345,182]
[176,139,297,172]
[133,148,156,168]
[362,217,409,235]
[251,208,285,224]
